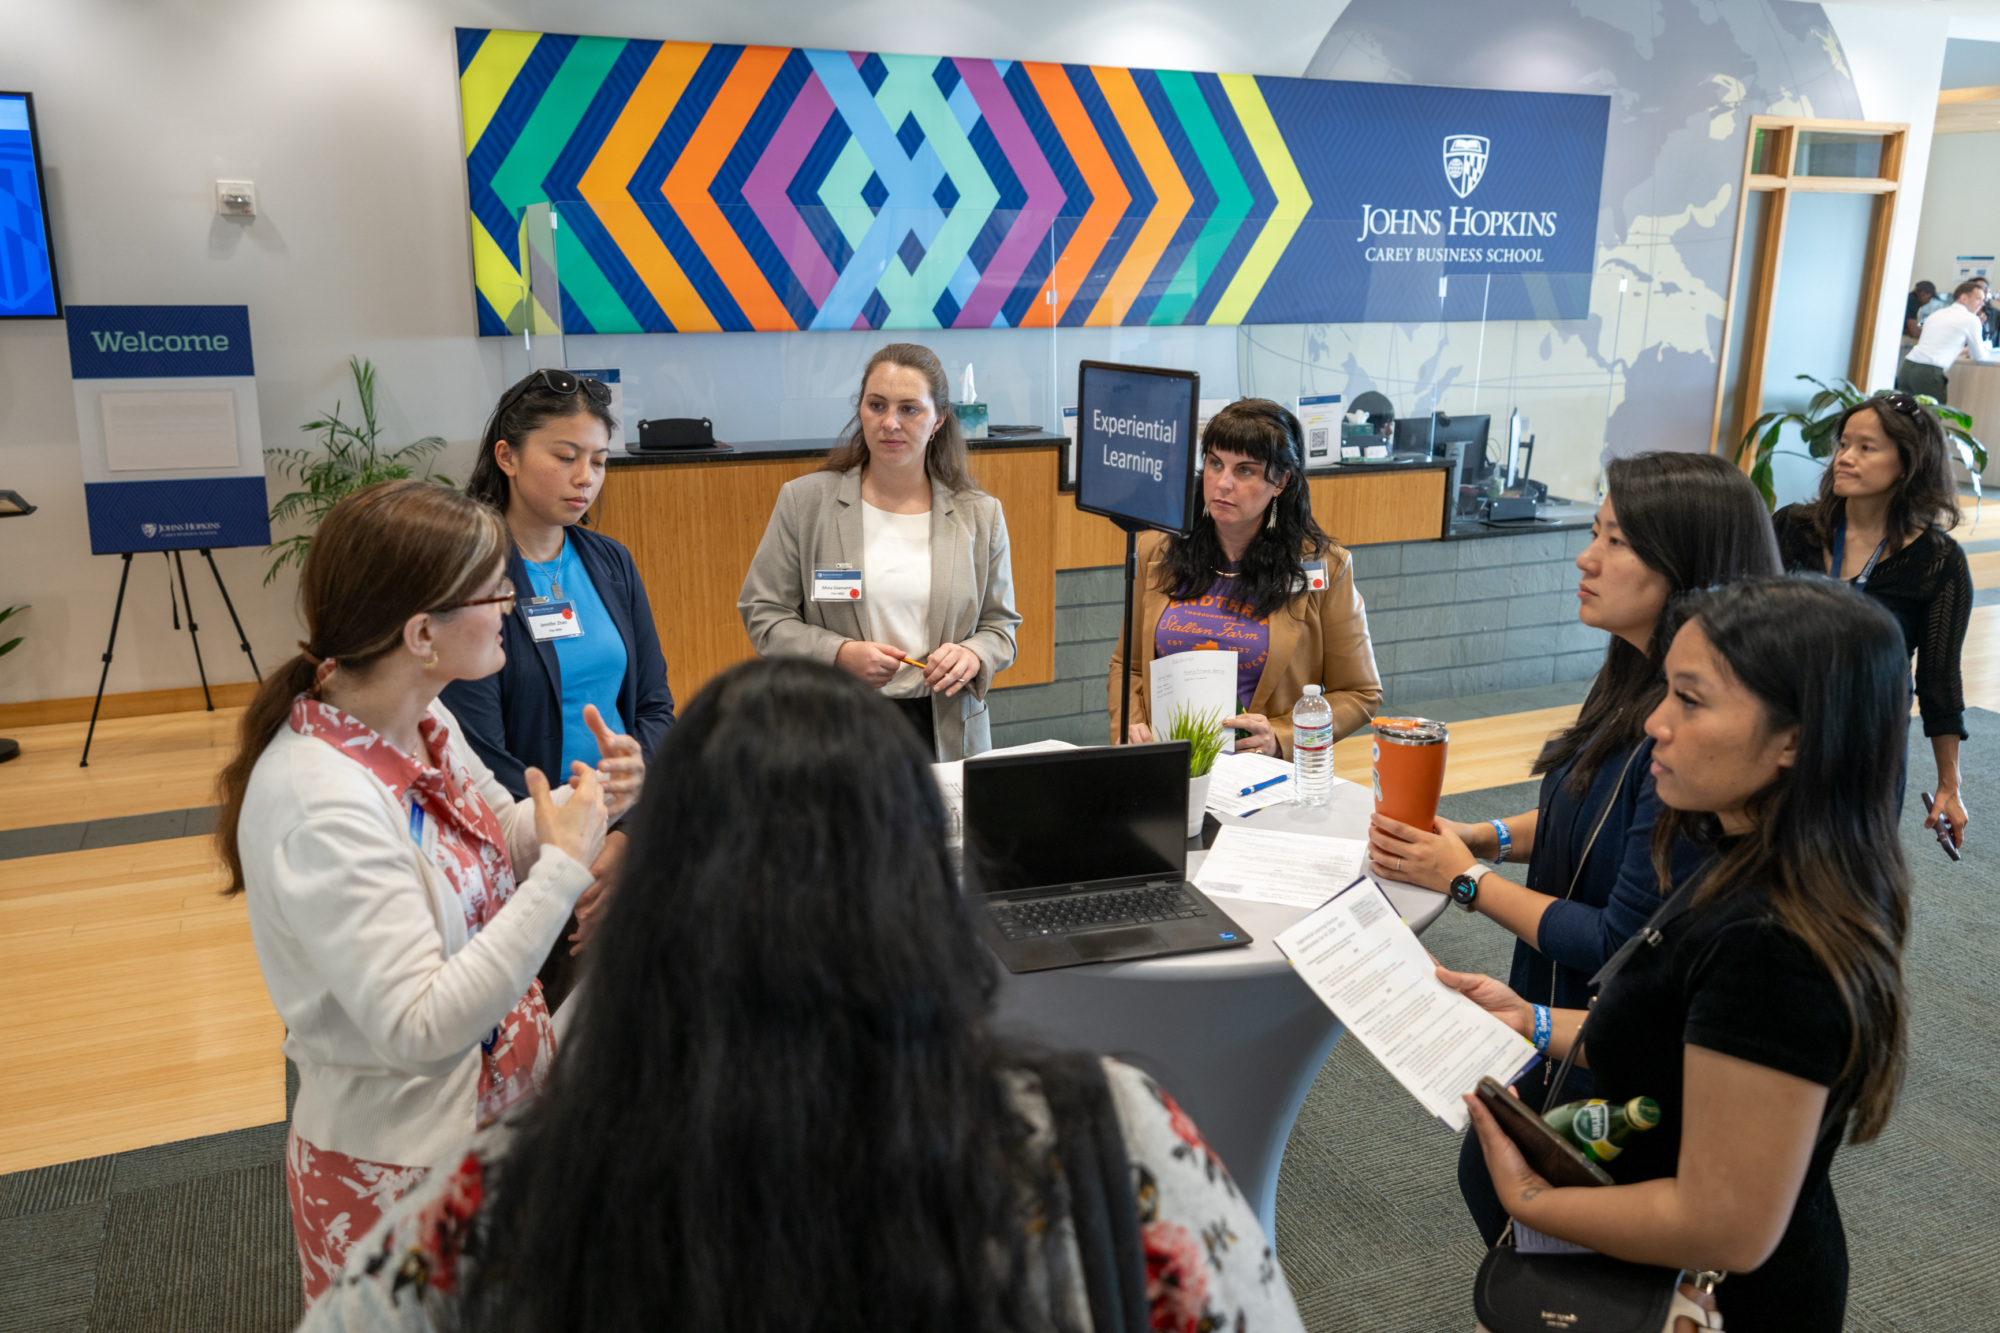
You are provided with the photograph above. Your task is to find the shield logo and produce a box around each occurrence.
[141,522,158,538]
[1443,134,1489,199]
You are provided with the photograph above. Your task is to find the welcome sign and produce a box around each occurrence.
[67,305,272,556]
[456,31,1609,333]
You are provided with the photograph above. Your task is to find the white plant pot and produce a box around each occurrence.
[1187,770,1213,838]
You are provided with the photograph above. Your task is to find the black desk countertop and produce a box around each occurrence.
[1441,501,1595,542]
[1304,459,1452,479]
[608,431,1067,467]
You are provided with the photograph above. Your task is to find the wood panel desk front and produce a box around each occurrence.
[594,443,1444,700]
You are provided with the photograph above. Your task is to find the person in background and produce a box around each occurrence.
[1772,392,1972,845]
[216,480,611,1303]
[1109,398,1380,755]
[1448,577,1913,1331]
[300,659,1307,1333]
[1364,451,1780,1242]
[1897,278,2000,400]
[1902,280,1936,338]
[443,369,673,1009]
[739,343,1019,761]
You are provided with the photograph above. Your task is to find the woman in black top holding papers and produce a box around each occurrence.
[1771,391,1972,846]
[1442,578,1912,1331]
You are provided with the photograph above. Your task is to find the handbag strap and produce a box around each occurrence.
[1539,742,1644,1089]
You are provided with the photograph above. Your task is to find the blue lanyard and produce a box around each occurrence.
[1830,515,1887,589]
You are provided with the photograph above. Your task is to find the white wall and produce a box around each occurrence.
[1820,4,1952,394]
[1911,131,2000,293]
[0,0,1344,706]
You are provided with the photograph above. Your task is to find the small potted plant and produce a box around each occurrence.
[1164,704,1228,838]
[0,603,24,763]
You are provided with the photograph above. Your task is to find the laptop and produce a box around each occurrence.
[963,741,1252,973]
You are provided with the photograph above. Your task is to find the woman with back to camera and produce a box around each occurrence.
[442,369,673,1007]
[1772,391,1972,846]
[216,480,612,1302]
[1109,398,1381,755]
[1445,577,1912,1330]
[739,343,1019,760]
[299,659,1308,1333]
[1364,452,1780,1240]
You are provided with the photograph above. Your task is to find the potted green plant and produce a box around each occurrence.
[0,603,24,764]
[1734,374,1987,511]
[1164,704,1229,837]
[263,357,451,584]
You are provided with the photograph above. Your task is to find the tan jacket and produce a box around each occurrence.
[738,467,1020,760]
[1107,530,1382,757]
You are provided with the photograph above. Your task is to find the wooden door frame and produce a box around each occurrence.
[1708,116,1909,463]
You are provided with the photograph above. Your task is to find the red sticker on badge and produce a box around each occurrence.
[562,608,574,618]
[849,588,861,598]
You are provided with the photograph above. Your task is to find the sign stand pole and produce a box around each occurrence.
[79,553,135,768]
[79,548,263,767]
[1115,519,1143,745]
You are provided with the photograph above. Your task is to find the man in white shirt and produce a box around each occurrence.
[1898,278,2000,400]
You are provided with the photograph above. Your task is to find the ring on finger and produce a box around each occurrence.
[1396,855,1403,872]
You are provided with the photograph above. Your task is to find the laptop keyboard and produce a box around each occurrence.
[989,884,1207,940]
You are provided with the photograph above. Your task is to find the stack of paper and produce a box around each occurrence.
[1192,826,1368,908]
[1206,751,1296,817]
[1276,879,1539,1132]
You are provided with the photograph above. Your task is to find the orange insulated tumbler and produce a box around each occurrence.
[1371,716,1448,828]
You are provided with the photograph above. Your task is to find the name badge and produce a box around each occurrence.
[1298,561,1329,593]
[525,600,583,641]
[812,567,863,603]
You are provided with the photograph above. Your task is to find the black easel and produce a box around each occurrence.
[80,547,262,767]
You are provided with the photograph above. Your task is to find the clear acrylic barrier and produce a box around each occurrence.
[511,200,1612,508]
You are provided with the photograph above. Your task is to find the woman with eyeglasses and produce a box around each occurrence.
[739,343,1020,760]
[1771,392,1972,846]
[216,481,614,1302]
[443,370,674,1006]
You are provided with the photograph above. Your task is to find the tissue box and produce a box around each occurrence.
[951,401,988,438]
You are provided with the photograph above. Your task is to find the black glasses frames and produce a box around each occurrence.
[495,369,612,421]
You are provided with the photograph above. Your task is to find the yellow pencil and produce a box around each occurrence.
[900,655,930,670]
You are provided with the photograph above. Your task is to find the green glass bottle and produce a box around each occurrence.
[1542,1095,1661,1164]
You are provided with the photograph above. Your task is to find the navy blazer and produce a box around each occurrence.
[442,525,674,802]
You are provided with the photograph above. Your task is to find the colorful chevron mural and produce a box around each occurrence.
[456,29,1607,334]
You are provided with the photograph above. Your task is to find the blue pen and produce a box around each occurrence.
[1237,773,1290,797]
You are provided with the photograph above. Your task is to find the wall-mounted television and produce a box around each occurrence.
[0,92,60,319]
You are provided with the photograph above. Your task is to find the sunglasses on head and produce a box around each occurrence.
[495,369,612,421]
[1874,392,1922,419]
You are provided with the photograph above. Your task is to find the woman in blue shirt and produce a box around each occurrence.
[443,371,675,1008]
[1364,451,1778,1242]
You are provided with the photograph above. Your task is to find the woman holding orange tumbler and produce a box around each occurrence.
[1362,452,1780,1244]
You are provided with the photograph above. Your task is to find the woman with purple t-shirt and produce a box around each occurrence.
[1108,399,1382,757]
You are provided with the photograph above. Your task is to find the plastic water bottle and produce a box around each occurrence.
[1293,685,1334,806]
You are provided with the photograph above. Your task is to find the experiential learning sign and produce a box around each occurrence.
[456,30,1608,334]
[66,305,272,555]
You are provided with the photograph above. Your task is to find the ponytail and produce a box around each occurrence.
[215,654,320,894]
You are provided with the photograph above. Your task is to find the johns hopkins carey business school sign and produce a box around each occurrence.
[1256,80,1608,323]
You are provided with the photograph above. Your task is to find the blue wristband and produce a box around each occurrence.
[1490,818,1512,862]
[1531,1004,1552,1053]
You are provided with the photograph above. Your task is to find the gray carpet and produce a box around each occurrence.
[1273,712,2000,1332]
[3,713,1995,1331]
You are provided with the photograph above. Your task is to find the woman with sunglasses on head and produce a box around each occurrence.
[443,370,674,1007]
[300,658,1305,1333]
[1771,391,1972,847]
[217,481,613,1303]
[1109,398,1381,755]
[1368,452,1779,1242]
[1446,578,1912,1331]
[739,343,1020,760]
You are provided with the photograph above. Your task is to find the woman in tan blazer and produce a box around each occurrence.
[1109,399,1381,757]
[739,343,1019,761]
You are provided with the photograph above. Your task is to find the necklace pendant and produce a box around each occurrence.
[552,582,563,600]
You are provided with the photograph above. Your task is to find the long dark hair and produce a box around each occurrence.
[1797,394,1960,553]
[1535,451,1780,795]
[465,373,619,513]
[823,343,977,493]
[1156,398,1331,620]
[215,481,507,894]
[463,659,1050,1333]
[1650,578,1910,1142]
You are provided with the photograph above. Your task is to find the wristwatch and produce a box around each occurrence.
[1448,862,1493,913]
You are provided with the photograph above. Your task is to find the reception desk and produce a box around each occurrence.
[1948,363,2000,488]
[593,438,1448,699]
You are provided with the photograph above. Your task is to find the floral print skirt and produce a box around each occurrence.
[285,984,553,1302]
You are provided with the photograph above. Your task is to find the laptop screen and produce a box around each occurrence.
[963,742,1188,893]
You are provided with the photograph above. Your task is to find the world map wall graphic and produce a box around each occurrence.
[456,29,1607,335]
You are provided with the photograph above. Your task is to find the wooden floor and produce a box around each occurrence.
[5,549,2000,1175]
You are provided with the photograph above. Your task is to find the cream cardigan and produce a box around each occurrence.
[238,698,596,1167]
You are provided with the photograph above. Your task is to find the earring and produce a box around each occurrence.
[1266,503,1278,530]
[421,650,439,670]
